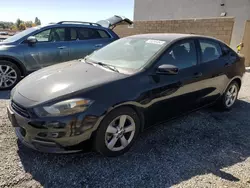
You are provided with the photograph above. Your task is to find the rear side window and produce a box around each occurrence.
[78,28,102,40]
[161,40,197,69]
[69,28,110,40]
[199,39,222,63]
[97,30,110,38]
[221,43,237,56]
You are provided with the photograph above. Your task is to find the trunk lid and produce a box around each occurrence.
[97,15,133,29]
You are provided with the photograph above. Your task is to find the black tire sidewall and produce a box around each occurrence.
[222,81,239,110]
[94,107,140,157]
[0,60,21,90]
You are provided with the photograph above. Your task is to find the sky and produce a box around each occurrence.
[0,0,134,24]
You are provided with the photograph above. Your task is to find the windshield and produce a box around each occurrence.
[86,37,169,72]
[3,27,39,43]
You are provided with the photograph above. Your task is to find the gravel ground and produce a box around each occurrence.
[0,70,250,188]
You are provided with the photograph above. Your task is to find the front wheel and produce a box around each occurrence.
[217,81,239,110]
[0,61,21,90]
[94,107,140,157]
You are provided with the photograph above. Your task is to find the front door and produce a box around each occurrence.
[68,27,114,60]
[144,39,205,126]
[22,27,69,71]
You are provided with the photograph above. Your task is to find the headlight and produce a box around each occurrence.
[34,98,93,117]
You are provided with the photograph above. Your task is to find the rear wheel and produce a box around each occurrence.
[217,81,239,110]
[0,61,21,90]
[94,107,140,157]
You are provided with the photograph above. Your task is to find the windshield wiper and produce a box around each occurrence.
[82,58,119,73]
[96,62,119,73]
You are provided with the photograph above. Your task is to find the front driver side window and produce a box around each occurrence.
[34,28,65,42]
[34,29,51,42]
[161,40,197,69]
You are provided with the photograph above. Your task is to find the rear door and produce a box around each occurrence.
[22,27,69,70]
[195,38,228,106]
[68,27,115,60]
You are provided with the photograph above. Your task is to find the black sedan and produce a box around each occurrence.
[7,34,245,156]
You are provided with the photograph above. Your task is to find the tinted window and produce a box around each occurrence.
[162,40,197,69]
[70,28,77,40]
[34,28,66,42]
[199,39,222,63]
[78,28,102,40]
[97,30,110,38]
[221,43,236,56]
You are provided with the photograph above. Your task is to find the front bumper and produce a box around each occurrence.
[7,103,101,153]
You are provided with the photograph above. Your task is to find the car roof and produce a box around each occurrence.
[45,23,109,30]
[127,33,221,43]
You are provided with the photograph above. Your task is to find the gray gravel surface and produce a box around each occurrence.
[0,70,250,188]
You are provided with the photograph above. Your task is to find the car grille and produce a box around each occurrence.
[11,101,30,118]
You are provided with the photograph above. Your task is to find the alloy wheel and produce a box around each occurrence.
[225,84,238,108]
[105,115,136,151]
[0,65,17,88]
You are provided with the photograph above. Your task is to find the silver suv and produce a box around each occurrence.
[0,16,132,89]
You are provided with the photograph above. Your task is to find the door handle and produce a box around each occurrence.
[58,46,67,49]
[95,44,103,48]
[193,72,202,78]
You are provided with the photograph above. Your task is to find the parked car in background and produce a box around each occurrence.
[0,15,132,90]
[8,34,245,156]
[0,31,8,35]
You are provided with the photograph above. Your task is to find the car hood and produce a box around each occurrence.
[13,60,126,106]
[0,41,13,46]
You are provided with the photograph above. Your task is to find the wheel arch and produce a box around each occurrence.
[223,76,242,93]
[105,103,146,133]
[232,78,242,89]
[0,56,27,76]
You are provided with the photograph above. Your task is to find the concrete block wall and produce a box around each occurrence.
[114,17,235,45]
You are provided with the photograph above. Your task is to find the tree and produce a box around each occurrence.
[34,17,41,25]
[0,21,14,29]
[0,23,5,29]
[11,25,17,31]
[19,23,26,30]
[16,18,22,29]
[24,21,33,28]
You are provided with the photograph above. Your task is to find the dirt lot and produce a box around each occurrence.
[0,35,8,40]
[0,70,250,188]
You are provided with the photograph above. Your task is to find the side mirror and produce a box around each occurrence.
[156,64,179,75]
[26,36,37,45]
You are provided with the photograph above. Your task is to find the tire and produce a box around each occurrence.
[94,107,140,157]
[0,60,21,90]
[217,81,239,110]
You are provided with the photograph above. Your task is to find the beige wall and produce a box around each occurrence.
[134,0,250,49]
[241,20,250,67]
[114,17,234,44]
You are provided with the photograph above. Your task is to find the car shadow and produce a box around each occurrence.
[0,90,10,100]
[17,99,250,187]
